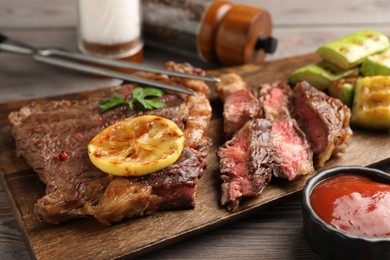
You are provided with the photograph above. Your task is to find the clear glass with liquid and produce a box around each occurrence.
[78,0,143,62]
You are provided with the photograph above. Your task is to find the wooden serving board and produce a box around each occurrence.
[1,53,390,259]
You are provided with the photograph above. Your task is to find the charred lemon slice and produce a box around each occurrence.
[88,115,184,176]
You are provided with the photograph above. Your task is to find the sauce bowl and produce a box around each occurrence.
[302,166,390,259]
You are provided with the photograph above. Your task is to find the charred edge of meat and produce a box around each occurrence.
[9,62,212,225]
[291,81,352,168]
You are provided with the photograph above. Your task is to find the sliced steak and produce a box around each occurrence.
[257,81,314,181]
[271,119,314,181]
[217,77,317,211]
[257,80,291,120]
[291,81,352,168]
[8,62,212,225]
[215,73,260,137]
[217,119,273,212]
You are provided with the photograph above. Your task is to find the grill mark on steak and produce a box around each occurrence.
[291,81,352,168]
[8,62,212,225]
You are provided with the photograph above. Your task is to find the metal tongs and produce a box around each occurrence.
[0,34,220,95]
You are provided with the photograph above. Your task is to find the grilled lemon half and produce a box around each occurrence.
[88,115,184,176]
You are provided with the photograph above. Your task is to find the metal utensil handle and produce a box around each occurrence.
[0,34,194,95]
[0,33,35,55]
[41,48,220,83]
[33,54,194,95]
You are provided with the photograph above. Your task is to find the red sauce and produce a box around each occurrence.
[310,174,390,238]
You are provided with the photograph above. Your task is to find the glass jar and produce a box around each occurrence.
[77,0,143,62]
[142,0,276,65]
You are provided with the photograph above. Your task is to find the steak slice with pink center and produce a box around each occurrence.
[217,77,315,211]
[291,81,352,168]
[218,119,273,211]
[216,73,260,137]
[258,81,314,181]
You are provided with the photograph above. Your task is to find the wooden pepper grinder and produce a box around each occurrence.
[142,0,276,65]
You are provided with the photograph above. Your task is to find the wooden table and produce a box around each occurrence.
[1,0,390,259]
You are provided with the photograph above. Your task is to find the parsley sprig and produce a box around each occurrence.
[99,87,166,112]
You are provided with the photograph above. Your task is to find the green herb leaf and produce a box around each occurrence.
[130,87,166,110]
[99,93,130,112]
[140,87,165,98]
[139,98,167,110]
[99,87,166,113]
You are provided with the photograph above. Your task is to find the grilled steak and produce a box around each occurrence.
[271,120,314,181]
[217,77,315,210]
[257,81,314,181]
[8,62,212,225]
[216,74,354,210]
[291,81,352,168]
[258,80,291,120]
[218,119,273,211]
[216,74,260,137]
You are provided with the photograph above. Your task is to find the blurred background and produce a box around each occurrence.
[1,0,389,102]
[1,0,389,65]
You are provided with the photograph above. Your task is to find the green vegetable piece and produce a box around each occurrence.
[288,61,359,91]
[361,54,390,76]
[351,76,390,129]
[328,77,357,107]
[317,30,390,70]
[380,47,390,55]
[99,87,166,112]
[341,83,354,107]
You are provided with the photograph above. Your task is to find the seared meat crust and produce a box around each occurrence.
[217,75,349,211]
[292,81,352,168]
[8,62,212,225]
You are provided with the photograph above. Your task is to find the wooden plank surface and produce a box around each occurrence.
[1,0,390,259]
[2,53,390,259]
